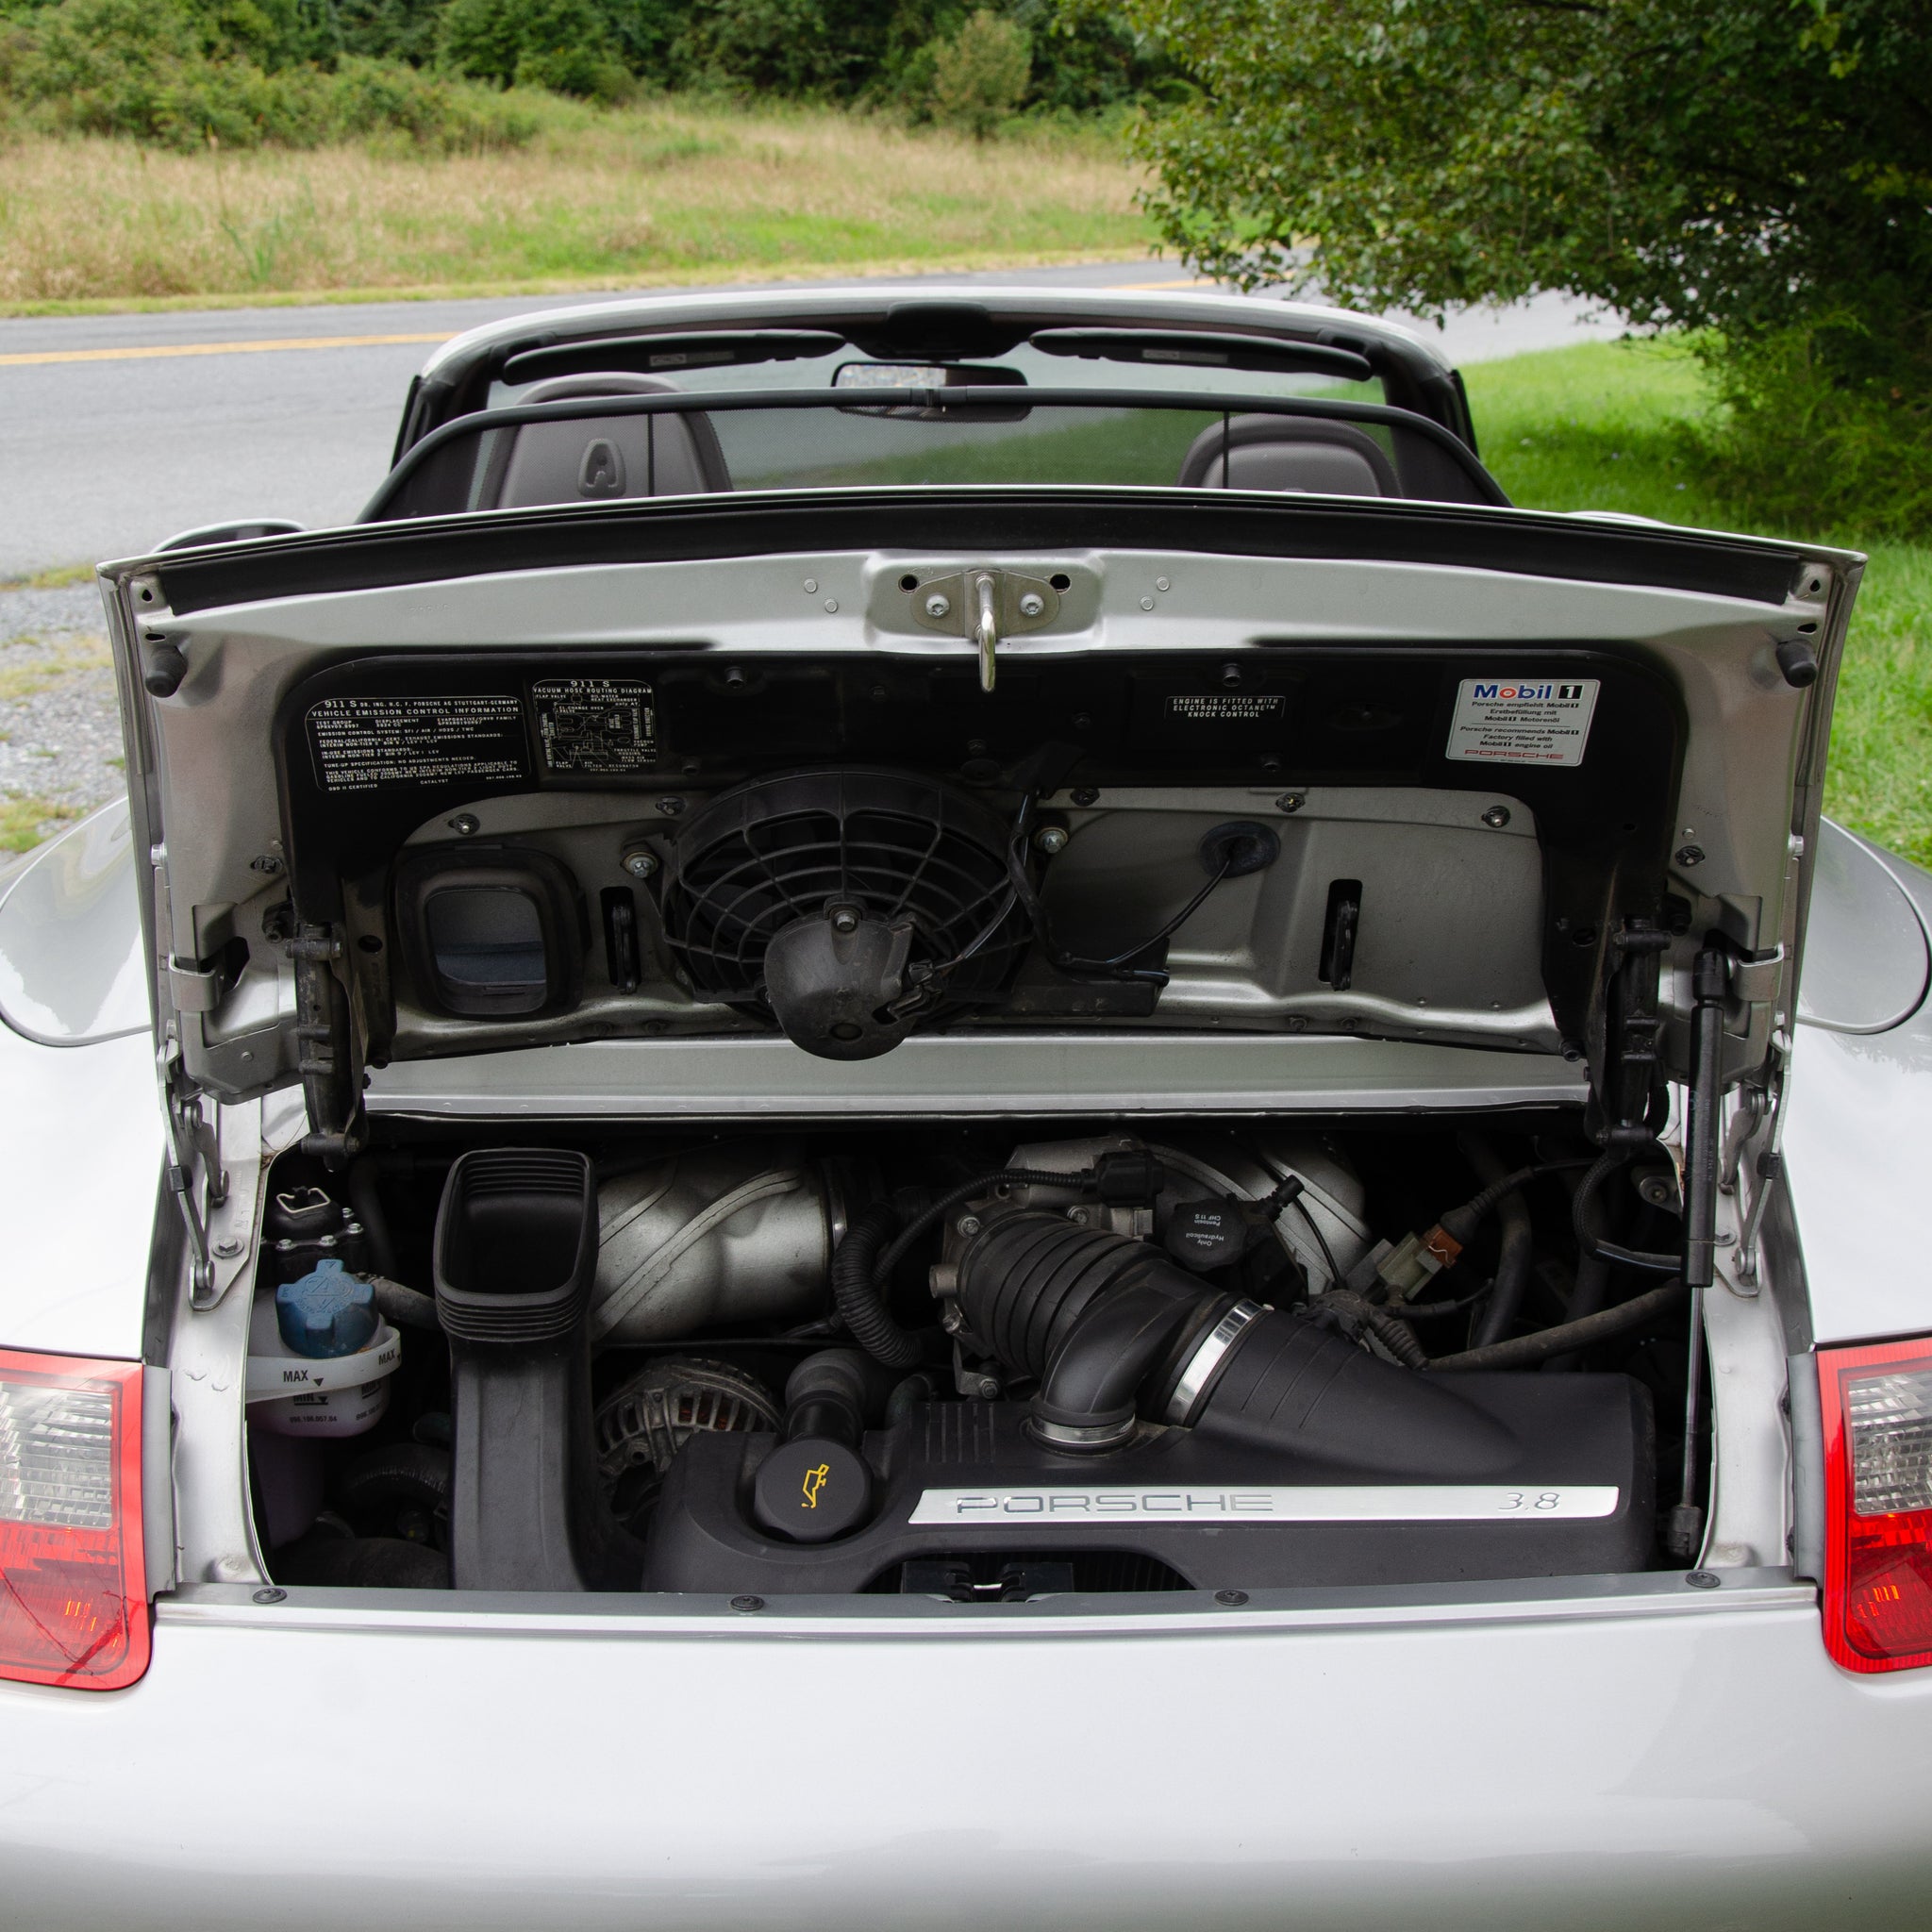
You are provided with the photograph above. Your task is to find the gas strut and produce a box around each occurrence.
[1681,946,1730,1291]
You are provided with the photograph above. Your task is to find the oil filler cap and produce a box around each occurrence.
[752,1438,874,1544]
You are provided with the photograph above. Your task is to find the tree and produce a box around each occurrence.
[1103,0,1932,531]
[928,8,1030,137]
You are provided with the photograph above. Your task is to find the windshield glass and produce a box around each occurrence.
[704,403,1389,491]
[455,345,1395,499]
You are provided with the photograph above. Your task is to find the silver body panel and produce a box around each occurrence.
[3,1577,1930,1930]
[1783,831,1932,1345]
[3,290,1924,1922]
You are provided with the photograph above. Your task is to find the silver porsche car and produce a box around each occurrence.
[3,283,1929,1928]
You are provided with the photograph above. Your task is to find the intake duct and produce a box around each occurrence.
[435,1148,634,1590]
[952,1213,1511,1471]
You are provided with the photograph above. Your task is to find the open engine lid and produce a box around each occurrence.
[101,486,1857,1150]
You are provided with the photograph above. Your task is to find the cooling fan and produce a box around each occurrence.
[659,769,1029,1059]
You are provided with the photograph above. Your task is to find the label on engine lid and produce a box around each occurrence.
[909,1485,1619,1524]
[532,677,657,775]
[1446,677,1600,767]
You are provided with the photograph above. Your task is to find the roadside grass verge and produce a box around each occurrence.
[0,562,96,591]
[1462,341,1932,866]
[0,638,109,701]
[0,792,79,853]
[0,105,1152,308]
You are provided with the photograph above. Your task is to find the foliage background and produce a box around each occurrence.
[0,0,1179,141]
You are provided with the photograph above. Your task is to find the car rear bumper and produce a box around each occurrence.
[3,1572,1928,1931]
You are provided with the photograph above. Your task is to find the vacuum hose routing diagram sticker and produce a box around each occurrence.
[1447,677,1600,767]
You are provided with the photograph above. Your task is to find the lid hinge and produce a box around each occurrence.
[286,922,366,1168]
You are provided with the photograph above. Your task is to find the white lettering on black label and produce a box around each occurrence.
[533,678,657,775]
[1167,694,1285,724]
[308,695,526,793]
[1447,677,1600,767]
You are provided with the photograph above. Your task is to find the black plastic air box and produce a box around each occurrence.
[641,1374,1654,1596]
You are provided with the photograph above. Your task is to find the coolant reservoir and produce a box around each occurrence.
[246,1261,402,1439]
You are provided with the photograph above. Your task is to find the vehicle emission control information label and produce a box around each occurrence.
[533,677,657,775]
[1446,676,1600,767]
[308,694,527,792]
[909,1486,1619,1524]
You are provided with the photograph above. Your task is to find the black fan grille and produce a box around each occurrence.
[661,771,1026,1007]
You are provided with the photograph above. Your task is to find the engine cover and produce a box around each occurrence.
[640,1374,1654,1595]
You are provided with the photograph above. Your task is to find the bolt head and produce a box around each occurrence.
[447,813,480,837]
[1070,785,1100,808]
[249,854,284,875]
[1685,1570,1722,1591]
[623,849,658,879]
[1155,576,1171,592]
[1675,843,1706,868]
[211,1236,243,1260]
[656,796,687,818]
[802,578,818,593]
[1033,824,1069,856]
[251,1587,288,1606]
[730,1594,766,1612]
[1481,805,1512,829]
[1017,591,1045,618]
[1215,1589,1249,1607]
[1276,791,1306,814]
[925,593,952,619]
[956,1214,982,1237]
[974,1374,1001,1399]
[1140,595,1156,611]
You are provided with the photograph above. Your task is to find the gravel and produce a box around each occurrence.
[0,581,128,832]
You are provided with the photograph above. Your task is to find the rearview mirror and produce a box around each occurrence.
[832,362,1029,422]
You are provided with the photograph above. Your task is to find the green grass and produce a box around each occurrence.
[1463,341,1932,866]
[0,637,110,701]
[0,562,96,591]
[0,793,78,853]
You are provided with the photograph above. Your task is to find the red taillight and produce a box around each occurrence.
[1819,1337,1932,1674]
[0,1349,149,1690]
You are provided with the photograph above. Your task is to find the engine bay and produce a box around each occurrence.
[244,1119,1685,1600]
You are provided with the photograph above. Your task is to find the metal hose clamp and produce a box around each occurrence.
[1164,1299,1265,1424]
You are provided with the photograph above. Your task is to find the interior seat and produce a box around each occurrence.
[478,373,731,509]
[1176,414,1399,497]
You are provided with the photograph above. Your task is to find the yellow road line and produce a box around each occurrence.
[0,331,450,369]
[0,288,1224,370]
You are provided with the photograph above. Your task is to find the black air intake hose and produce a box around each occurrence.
[954,1214,1511,1471]
[831,1199,926,1369]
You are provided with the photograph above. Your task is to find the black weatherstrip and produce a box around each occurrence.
[155,488,1807,616]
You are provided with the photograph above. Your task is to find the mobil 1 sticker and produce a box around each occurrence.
[1447,676,1600,768]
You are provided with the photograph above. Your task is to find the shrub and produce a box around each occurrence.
[1698,325,1932,542]
[926,7,1028,139]
[438,0,633,100]
[0,0,540,149]
[673,0,845,97]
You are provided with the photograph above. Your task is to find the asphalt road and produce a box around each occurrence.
[0,264,1624,577]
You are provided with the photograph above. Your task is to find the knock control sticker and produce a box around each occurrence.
[1446,677,1600,767]
[308,694,527,793]
[533,677,657,775]
[1168,693,1285,724]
